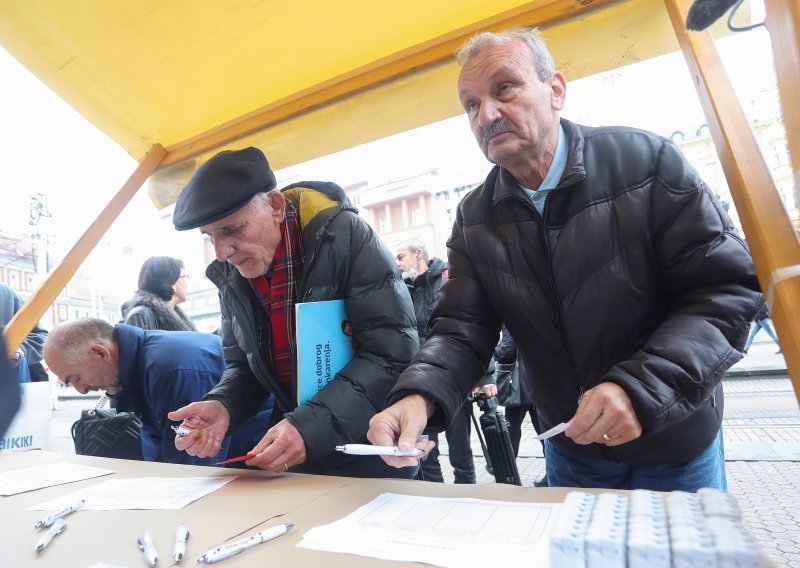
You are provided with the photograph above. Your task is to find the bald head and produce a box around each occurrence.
[44,319,120,395]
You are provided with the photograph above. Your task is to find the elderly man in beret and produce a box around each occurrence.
[168,147,421,478]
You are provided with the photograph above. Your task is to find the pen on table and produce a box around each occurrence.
[35,518,67,553]
[197,523,294,564]
[335,444,425,457]
[213,453,257,465]
[34,499,85,529]
[172,424,192,437]
[137,529,158,567]
[174,523,189,563]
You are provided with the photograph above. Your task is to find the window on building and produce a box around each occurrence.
[412,208,422,225]
[379,215,388,233]
[9,271,19,290]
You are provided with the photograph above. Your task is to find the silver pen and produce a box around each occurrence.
[172,424,192,437]
[137,529,159,567]
[197,523,294,564]
[35,518,67,553]
[34,499,85,528]
[174,523,190,563]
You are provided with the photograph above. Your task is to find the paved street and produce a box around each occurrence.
[44,337,800,565]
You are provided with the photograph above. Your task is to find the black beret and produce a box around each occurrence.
[173,147,277,231]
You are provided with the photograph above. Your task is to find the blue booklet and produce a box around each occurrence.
[295,299,355,405]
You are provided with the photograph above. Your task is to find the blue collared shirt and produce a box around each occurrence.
[519,123,567,216]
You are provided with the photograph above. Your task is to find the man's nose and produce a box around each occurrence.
[214,241,231,262]
[478,99,501,128]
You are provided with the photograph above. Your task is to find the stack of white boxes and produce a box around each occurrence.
[549,488,761,567]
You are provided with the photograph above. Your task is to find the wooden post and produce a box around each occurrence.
[665,0,800,405]
[3,144,167,356]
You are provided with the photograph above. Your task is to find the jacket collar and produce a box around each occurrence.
[491,117,587,205]
[112,324,145,411]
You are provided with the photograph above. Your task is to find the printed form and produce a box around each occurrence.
[299,493,559,567]
[29,476,237,510]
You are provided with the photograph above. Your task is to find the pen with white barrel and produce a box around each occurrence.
[137,529,158,567]
[197,523,293,564]
[174,523,189,563]
[35,518,67,553]
[335,444,425,457]
[34,499,85,529]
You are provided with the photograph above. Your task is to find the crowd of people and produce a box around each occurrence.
[4,27,765,492]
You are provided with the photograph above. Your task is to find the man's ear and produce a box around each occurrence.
[90,343,111,361]
[268,190,287,223]
[550,71,567,111]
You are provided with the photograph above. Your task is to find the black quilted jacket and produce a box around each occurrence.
[389,119,761,465]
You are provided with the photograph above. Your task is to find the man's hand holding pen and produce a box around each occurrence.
[168,400,231,458]
[367,394,436,468]
[245,419,307,472]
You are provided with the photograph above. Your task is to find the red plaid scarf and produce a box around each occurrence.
[249,202,303,395]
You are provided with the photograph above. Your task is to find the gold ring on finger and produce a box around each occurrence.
[602,433,612,442]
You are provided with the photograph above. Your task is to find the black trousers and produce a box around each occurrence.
[419,400,476,483]
[504,403,538,457]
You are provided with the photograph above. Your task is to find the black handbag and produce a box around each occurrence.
[71,393,144,460]
[494,361,521,408]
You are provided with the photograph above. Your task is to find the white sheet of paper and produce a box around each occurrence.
[298,493,559,567]
[0,462,114,496]
[535,422,568,441]
[29,476,236,510]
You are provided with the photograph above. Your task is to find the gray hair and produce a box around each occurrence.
[249,191,273,211]
[456,27,556,83]
[46,318,115,365]
[397,238,429,263]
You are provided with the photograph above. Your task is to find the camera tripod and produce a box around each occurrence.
[467,392,522,486]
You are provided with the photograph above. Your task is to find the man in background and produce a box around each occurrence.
[1,282,48,381]
[44,319,271,465]
[395,238,494,484]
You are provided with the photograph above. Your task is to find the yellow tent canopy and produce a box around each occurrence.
[1,0,799,401]
[2,0,700,207]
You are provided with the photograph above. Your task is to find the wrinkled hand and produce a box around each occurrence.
[565,382,642,446]
[245,419,306,472]
[476,383,498,398]
[367,394,436,468]
[167,400,230,458]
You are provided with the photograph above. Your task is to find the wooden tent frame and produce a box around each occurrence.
[4,0,800,404]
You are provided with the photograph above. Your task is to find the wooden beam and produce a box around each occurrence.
[765,0,800,213]
[3,144,167,357]
[158,0,620,169]
[664,0,800,404]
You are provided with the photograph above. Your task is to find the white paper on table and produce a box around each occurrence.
[28,476,237,510]
[298,493,559,567]
[0,462,114,496]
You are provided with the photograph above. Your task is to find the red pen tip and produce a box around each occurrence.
[213,453,257,465]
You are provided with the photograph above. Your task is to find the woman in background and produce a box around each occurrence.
[121,256,197,331]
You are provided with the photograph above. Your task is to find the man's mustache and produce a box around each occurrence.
[482,120,513,146]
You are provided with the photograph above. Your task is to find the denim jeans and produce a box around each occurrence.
[544,428,727,491]
[744,318,780,351]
